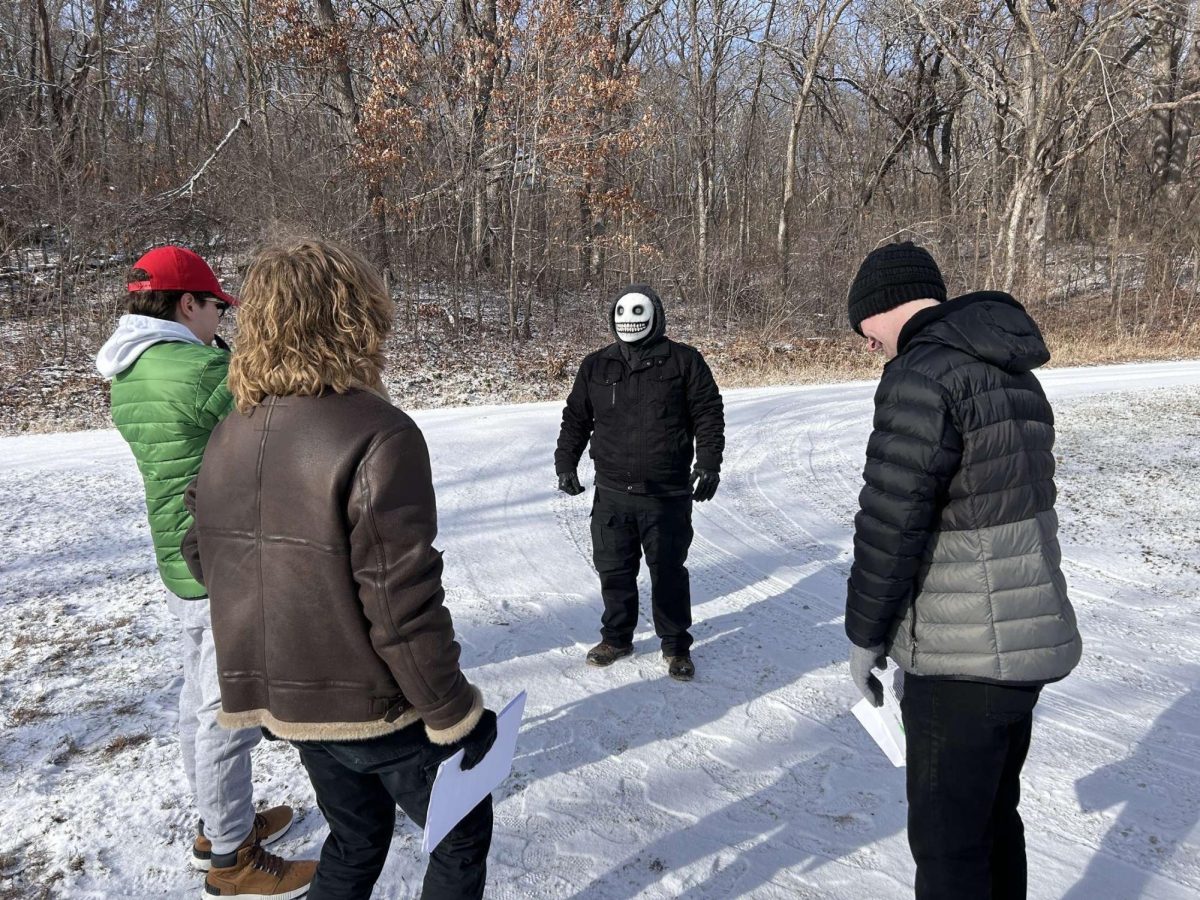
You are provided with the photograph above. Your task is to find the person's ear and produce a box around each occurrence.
[866,336,883,353]
[178,292,197,319]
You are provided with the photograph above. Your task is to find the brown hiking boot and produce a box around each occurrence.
[204,844,315,898]
[586,642,633,667]
[192,806,295,871]
[664,652,695,682]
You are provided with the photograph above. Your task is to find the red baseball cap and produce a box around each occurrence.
[127,245,238,306]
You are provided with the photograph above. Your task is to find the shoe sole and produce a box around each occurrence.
[191,817,293,872]
[202,885,308,899]
[586,649,633,667]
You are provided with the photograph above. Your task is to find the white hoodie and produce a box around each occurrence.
[95,314,204,379]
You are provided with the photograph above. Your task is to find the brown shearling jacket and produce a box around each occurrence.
[182,388,482,744]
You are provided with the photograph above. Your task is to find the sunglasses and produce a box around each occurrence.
[210,299,230,319]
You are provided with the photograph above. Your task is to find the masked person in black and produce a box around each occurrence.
[555,284,725,681]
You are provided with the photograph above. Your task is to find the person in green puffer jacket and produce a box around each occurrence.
[96,246,313,897]
[103,322,232,597]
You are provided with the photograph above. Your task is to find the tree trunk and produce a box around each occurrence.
[459,0,499,276]
[999,171,1050,290]
[738,0,777,262]
[313,0,390,275]
[1150,2,1187,203]
[776,0,852,297]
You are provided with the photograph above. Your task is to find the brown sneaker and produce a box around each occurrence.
[203,844,315,898]
[586,642,633,667]
[192,806,295,871]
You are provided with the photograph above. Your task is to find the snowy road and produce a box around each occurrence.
[2,360,1199,898]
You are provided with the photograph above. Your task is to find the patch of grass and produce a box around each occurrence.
[0,846,60,900]
[102,732,151,757]
[6,705,52,727]
[0,847,22,872]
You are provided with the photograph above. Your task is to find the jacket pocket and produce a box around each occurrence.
[652,365,684,417]
[590,365,623,411]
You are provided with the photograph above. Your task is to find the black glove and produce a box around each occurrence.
[690,467,720,502]
[456,709,498,770]
[558,471,585,496]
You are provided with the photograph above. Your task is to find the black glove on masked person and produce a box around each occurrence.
[690,467,720,502]
[558,471,585,496]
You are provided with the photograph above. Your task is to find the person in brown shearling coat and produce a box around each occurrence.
[183,238,495,900]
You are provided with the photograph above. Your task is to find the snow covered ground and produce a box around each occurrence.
[2,361,1199,899]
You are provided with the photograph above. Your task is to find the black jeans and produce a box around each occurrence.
[590,489,694,655]
[292,724,493,900]
[902,677,1042,900]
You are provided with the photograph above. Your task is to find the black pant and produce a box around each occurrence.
[590,489,693,655]
[901,677,1041,900]
[292,724,492,900]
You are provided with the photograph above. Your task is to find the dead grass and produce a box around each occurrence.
[0,840,62,899]
[6,705,53,727]
[101,733,151,757]
[2,289,1196,435]
[710,293,1200,388]
[1042,320,1200,368]
[708,335,880,388]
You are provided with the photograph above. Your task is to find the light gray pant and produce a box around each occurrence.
[167,592,260,855]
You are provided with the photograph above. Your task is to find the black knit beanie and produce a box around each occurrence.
[847,241,946,335]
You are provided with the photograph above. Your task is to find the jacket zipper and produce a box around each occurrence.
[909,609,917,668]
[612,382,616,406]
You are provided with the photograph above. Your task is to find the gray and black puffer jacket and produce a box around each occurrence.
[846,291,1082,685]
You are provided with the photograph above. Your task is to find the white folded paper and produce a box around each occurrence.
[422,691,527,854]
[851,672,906,767]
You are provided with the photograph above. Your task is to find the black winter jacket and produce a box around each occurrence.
[846,291,1082,685]
[555,290,724,496]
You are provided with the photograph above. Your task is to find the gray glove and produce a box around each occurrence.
[850,643,888,708]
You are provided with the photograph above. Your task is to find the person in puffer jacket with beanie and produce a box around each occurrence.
[96,246,310,897]
[182,237,495,900]
[843,241,1082,900]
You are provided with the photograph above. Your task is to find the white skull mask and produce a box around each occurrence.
[614,293,655,343]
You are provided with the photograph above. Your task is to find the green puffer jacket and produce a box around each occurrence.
[97,315,234,598]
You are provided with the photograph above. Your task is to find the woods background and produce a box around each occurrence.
[2,0,1199,429]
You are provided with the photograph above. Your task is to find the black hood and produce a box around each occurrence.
[898,291,1050,373]
[610,283,667,347]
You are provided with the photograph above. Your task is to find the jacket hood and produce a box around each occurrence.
[898,291,1050,373]
[609,283,667,347]
[96,314,204,378]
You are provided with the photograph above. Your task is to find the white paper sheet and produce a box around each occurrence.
[851,672,906,767]
[422,691,527,854]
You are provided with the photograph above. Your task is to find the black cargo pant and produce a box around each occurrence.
[292,722,492,900]
[590,488,693,655]
[901,677,1042,900]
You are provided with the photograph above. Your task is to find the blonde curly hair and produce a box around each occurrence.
[228,238,393,412]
